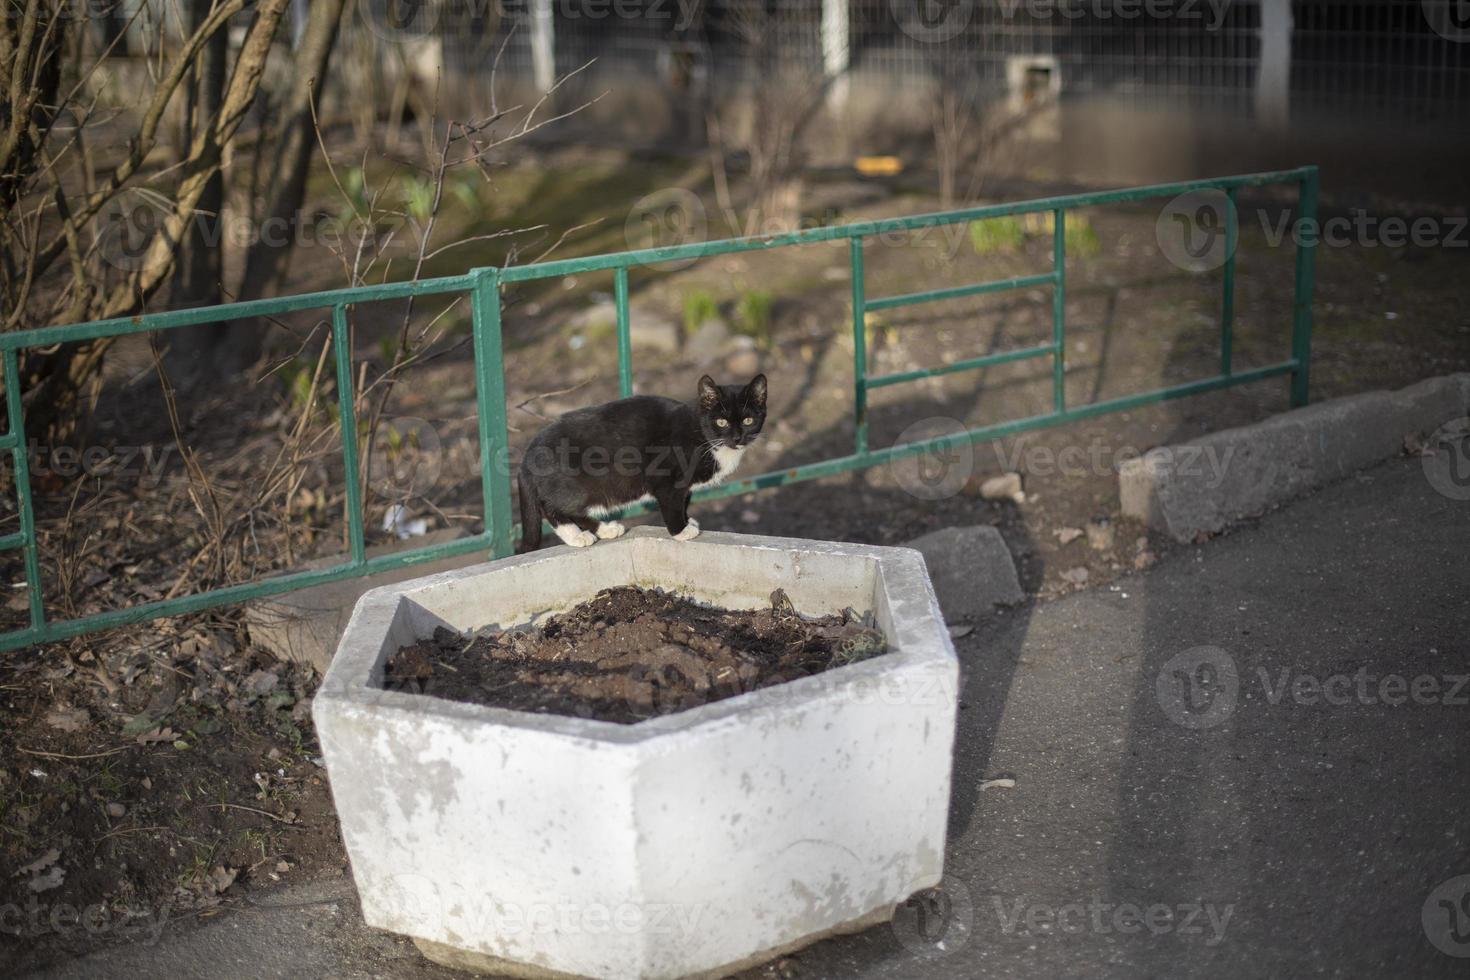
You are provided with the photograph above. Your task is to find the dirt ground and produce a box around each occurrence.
[383,586,885,724]
[3,141,1468,973]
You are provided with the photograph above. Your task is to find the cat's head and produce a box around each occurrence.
[697,374,767,449]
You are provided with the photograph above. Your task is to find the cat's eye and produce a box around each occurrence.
[715,419,729,428]
[742,417,754,425]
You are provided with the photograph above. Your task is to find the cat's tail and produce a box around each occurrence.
[516,467,542,554]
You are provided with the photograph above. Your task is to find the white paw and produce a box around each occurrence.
[596,521,627,540]
[554,524,598,548]
[672,519,701,541]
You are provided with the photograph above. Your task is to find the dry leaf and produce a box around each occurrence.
[1053,527,1083,545]
[136,727,179,745]
[979,472,1023,501]
[45,706,90,733]
[206,865,238,895]
[27,866,65,893]
[16,848,59,877]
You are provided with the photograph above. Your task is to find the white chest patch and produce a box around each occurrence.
[586,494,653,519]
[693,445,746,491]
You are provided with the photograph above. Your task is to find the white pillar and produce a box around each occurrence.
[1256,0,1292,131]
[822,0,849,110]
[290,0,308,47]
[531,0,556,94]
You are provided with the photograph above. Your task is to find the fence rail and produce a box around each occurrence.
[0,166,1318,652]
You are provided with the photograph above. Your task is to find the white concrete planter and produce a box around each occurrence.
[313,527,958,980]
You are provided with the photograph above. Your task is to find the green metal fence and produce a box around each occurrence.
[0,166,1318,652]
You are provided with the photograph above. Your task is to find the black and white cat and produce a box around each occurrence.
[516,374,767,552]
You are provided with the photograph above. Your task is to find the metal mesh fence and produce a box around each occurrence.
[354,0,1470,128]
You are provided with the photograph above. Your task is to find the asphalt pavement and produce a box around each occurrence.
[20,454,1470,980]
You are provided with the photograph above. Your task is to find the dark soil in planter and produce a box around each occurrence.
[380,586,888,723]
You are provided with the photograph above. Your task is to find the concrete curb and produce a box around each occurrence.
[1120,373,1470,541]
[243,529,478,674]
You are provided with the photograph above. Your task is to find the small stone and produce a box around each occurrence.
[1053,527,1083,545]
[1060,566,1090,586]
[1134,551,1157,570]
[905,526,1024,620]
[1085,520,1115,551]
[725,347,760,377]
[685,318,730,363]
[628,313,682,354]
[244,670,279,696]
[947,624,974,639]
[45,705,90,732]
[979,472,1024,504]
[106,802,126,818]
[740,509,761,524]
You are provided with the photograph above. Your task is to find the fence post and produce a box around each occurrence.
[1290,166,1319,407]
[2,349,44,631]
[530,0,555,94]
[471,269,515,558]
[1052,209,1067,414]
[614,266,633,397]
[850,237,867,455]
[1221,186,1237,377]
[331,304,367,567]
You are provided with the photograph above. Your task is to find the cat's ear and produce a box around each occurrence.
[746,373,768,408]
[698,374,721,411]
